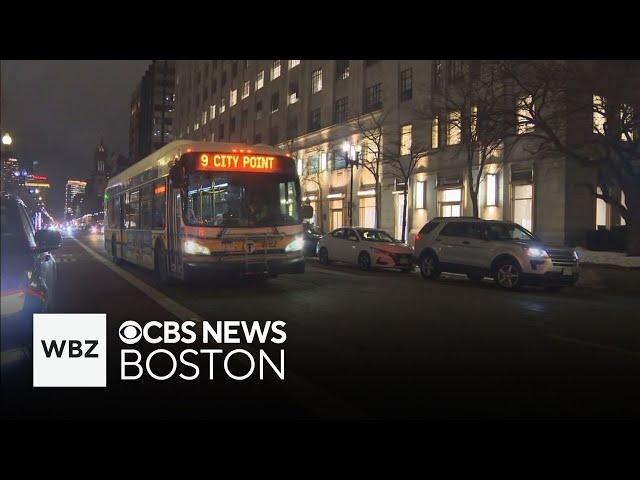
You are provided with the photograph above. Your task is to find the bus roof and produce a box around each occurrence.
[106,140,291,191]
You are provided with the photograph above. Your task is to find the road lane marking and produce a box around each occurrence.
[72,237,366,419]
[547,334,640,359]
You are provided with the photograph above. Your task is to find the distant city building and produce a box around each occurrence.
[65,179,87,220]
[129,60,176,162]
[83,139,111,215]
[24,173,51,210]
[1,156,22,191]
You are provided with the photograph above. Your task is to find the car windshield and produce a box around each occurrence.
[356,228,396,242]
[486,223,536,241]
[185,172,301,227]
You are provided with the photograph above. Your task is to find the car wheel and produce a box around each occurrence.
[358,251,372,270]
[318,247,330,265]
[419,252,440,280]
[467,273,484,283]
[494,259,522,290]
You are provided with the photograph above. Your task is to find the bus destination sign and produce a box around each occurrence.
[193,152,290,173]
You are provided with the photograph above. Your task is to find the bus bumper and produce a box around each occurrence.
[184,255,305,278]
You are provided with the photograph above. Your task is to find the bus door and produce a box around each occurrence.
[167,188,184,277]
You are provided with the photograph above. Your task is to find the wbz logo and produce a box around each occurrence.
[33,314,107,387]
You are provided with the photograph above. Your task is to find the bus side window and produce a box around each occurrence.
[140,184,152,230]
[153,180,166,229]
[126,190,140,229]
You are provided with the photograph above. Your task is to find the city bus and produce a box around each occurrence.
[104,140,312,282]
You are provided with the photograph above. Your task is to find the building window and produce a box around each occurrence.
[512,184,533,232]
[287,115,298,137]
[309,108,321,131]
[431,116,439,149]
[256,70,265,90]
[254,133,262,144]
[400,68,413,101]
[289,60,300,69]
[221,71,227,87]
[620,104,635,141]
[230,117,236,133]
[596,186,609,228]
[288,81,299,105]
[218,123,225,140]
[242,81,250,99]
[271,60,281,80]
[202,110,208,125]
[212,79,217,94]
[332,148,347,170]
[306,154,320,175]
[241,109,248,129]
[230,89,238,107]
[334,97,348,123]
[359,196,376,228]
[517,95,534,134]
[330,200,343,230]
[269,126,279,144]
[220,97,226,114]
[449,60,464,80]
[271,92,280,113]
[486,174,497,206]
[447,111,462,145]
[256,100,263,120]
[209,104,216,120]
[364,83,382,112]
[592,94,607,135]
[400,124,412,155]
[438,188,462,217]
[194,121,199,131]
[311,68,323,93]
[336,60,350,80]
[433,60,443,88]
[415,180,425,209]
[231,61,238,79]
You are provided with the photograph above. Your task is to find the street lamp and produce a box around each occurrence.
[343,141,361,227]
[2,133,12,146]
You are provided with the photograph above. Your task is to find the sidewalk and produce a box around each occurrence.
[576,263,640,295]
[575,247,640,269]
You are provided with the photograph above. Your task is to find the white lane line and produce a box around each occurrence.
[547,334,640,359]
[73,237,366,419]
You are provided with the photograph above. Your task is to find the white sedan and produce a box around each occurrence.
[316,227,415,272]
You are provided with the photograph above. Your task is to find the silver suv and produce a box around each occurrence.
[414,217,579,291]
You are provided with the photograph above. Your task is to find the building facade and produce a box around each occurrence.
[65,179,86,220]
[129,60,176,163]
[174,60,636,247]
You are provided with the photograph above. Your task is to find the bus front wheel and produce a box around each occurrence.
[155,244,171,284]
[111,236,121,264]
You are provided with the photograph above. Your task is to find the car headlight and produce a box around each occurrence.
[526,247,549,258]
[573,250,579,260]
[184,239,210,255]
[285,235,304,252]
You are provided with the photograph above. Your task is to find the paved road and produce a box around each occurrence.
[4,232,639,420]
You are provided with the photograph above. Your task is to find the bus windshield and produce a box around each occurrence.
[184,172,301,227]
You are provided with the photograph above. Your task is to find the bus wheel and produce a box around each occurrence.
[111,236,121,264]
[155,244,171,284]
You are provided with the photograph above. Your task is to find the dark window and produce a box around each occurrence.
[332,148,347,170]
[336,60,350,80]
[232,61,238,78]
[221,71,227,87]
[364,83,382,112]
[439,221,469,237]
[334,97,348,123]
[218,123,225,140]
[140,183,152,229]
[449,60,464,80]
[287,115,298,137]
[288,80,299,103]
[254,133,262,143]
[400,68,412,101]
[271,92,280,113]
[256,100,263,120]
[125,190,140,229]
[212,60,218,71]
[269,126,279,145]
[152,180,166,229]
[309,108,321,131]
[241,109,248,129]
[230,117,236,133]
[433,60,443,88]
[419,220,440,235]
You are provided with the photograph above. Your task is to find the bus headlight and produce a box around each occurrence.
[526,247,549,258]
[184,239,210,255]
[285,236,304,253]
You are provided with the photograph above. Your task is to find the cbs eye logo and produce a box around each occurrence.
[119,320,142,345]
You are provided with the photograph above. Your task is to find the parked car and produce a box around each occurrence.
[302,222,323,257]
[414,217,579,291]
[1,192,61,378]
[317,227,415,271]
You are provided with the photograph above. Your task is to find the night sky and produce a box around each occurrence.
[1,60,150,217]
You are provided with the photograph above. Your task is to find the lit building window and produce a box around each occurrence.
[202,110,208,124]
[517,95,534,134]
[400,124,412,155]
[359,196,377,228]
[242,81,250,99]
[596,186,609,228]
[210,104,216,120]
[336,60,350,80]
[230,89,237,107]
[470,105,478,138]
[330,200,343,230]
[621,190,627,226]
[320,152,327,171]
[271,60,281,80]
[439,188,462,217]
[194,122,199,131]
[512,184,533,232]
[256,70,265,90]
[297,158,303,176]
[415,181,425,209]
[271,92,280,113]
[486,174,497,206]
[593,94,606,134]
[289,60,300,69]
[447,111,461,145]
[288,81,299,105]
[431,115,439,149]
[312,68,323,93]
[620,104,634,141]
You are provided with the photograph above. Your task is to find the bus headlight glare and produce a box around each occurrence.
[285,236,304,253]
[184,240,210,255]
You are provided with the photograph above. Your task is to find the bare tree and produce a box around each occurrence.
[499,60,640,255]
[430,63,514,218]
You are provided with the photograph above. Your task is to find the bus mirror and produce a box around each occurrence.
[169,165,184,188]
[301,204,314,219]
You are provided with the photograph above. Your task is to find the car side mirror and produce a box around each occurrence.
[35,229,62,252]
[301,204,314,219]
